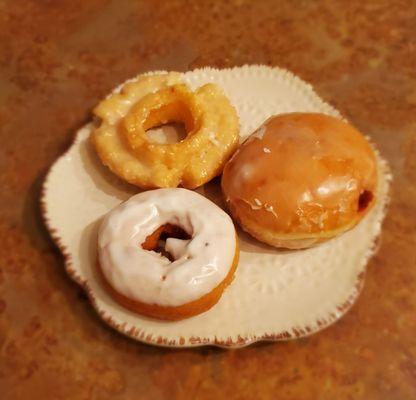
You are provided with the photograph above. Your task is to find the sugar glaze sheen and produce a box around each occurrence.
[221,113,378,249]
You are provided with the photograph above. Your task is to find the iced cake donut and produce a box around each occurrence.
[92,72,239,189]
[221,113,378,249]
[97,188,239,320]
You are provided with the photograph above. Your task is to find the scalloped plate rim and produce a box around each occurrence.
[40,65,391,348]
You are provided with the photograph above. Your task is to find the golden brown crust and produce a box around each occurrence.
[222,113,378,249]
[92,73,240,189]
[98,231,239,321]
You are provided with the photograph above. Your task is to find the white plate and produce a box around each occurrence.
[41,65,391,348]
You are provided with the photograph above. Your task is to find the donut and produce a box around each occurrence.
[221,113,378,249]
[92,72,239,189]
[97,188,239,320]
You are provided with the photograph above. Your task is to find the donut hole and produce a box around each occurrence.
[144,101,194,144]
[141,224,191,262]
[146,122,187,144]
[358,190,374,212]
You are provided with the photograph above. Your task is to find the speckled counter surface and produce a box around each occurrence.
[0,1,415,399]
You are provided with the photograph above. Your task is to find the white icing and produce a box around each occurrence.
[98,188,236,307]
[263,147,271,153]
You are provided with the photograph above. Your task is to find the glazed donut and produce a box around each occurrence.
[221,113,378,249]
[97,188,239,320]
[92,72,239,189]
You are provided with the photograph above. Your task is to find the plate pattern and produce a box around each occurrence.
[41,65,391,348]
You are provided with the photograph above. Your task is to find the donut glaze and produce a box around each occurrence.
[97,189,238,313]
[221,113,378,249]
[92,73,239,189]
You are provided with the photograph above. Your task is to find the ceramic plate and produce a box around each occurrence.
[41,65,391,348]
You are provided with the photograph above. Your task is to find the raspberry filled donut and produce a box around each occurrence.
[222,113,378,249]
[92,72,239,189]
[97,188,239,320]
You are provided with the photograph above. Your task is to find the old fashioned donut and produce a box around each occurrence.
[97,188,239,320]
[221,113,378,249]
[92,72,239,189]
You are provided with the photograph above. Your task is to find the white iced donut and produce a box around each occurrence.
[97,188,239,320]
